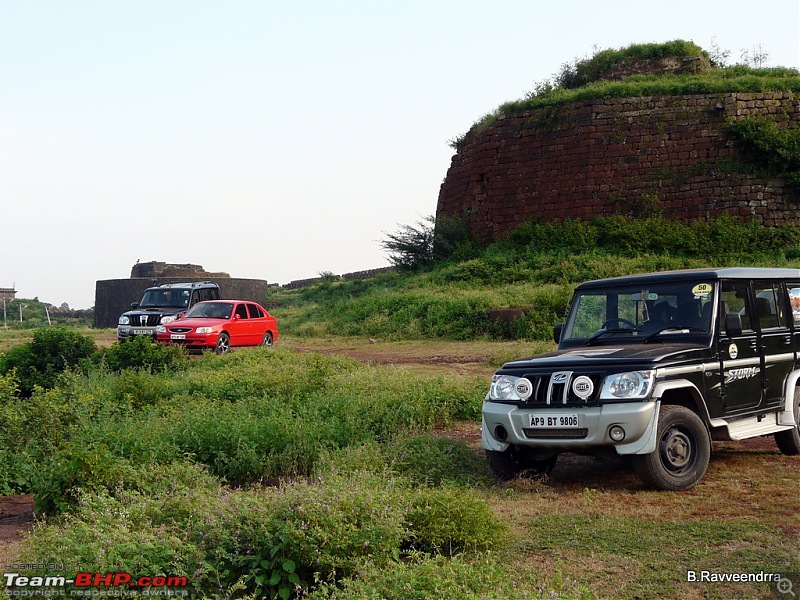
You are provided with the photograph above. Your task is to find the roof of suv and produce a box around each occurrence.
[151,282,219,289]
[577,267,800,290]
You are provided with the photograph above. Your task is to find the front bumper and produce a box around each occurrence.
[156,333,218,350]
[117,326,157,341]
[482,400,659,455]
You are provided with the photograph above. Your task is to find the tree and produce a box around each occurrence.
[381,216,436,270]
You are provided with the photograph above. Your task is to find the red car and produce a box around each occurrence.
[156,300,278,353]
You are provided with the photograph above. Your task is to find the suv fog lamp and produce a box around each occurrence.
[609,426,626,442]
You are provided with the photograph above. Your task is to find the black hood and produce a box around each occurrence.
[499,343,711,372]
[123,307,184,317]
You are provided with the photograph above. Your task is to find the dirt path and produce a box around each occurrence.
[0,495,34,566]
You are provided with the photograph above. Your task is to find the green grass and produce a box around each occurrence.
[0,333,797,598]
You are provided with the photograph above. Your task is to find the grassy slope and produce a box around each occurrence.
[269,216,800,342]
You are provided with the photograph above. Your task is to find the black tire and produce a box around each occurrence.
[631,405,710,491]
[261,332,274,348]
[775,388,800,455]
[215,333,230,354]
[485,447,558,481]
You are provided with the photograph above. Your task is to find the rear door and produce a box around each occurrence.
[716,279,762,413]
[752,281,794,408]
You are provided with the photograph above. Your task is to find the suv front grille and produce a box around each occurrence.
[523,371,602,405]
[133,314,160,327]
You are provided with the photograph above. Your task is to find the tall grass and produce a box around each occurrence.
[0,348,486,511]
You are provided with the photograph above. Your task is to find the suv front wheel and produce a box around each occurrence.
[632,405,710,491]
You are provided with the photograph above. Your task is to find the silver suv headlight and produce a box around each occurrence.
[489,375,523,401]
[118,316,130,325]
[160,315,177,324]
[600,370,655,400]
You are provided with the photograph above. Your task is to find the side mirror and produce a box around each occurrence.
[131,302,139,309]
[553,323,564,344]
[724,313,743,337]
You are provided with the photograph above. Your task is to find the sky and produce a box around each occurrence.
[1,1,799,309]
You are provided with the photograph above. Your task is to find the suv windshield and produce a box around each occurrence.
[139,289,192,308]
[562,280,714,344]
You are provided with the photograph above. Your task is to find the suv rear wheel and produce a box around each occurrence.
[632,405,710,491]
[775,388,800,455]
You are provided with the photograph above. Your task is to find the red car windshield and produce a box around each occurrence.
[184,302,233,319]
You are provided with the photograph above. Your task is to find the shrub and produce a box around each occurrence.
[308,554,598,600]
[388,434,490,487]
[404,486,506,555]
[724,116,800,189]
[93,335,187,373]
[0,327,96,396]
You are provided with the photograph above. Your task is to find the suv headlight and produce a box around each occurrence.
[155,325,166,334]
[489,375,523,401]
[160,315,177,324]
[118,316,130,325]
[600,370,655,400]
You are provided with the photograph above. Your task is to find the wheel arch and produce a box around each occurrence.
[652,379,711,427]
[781,369,800,426]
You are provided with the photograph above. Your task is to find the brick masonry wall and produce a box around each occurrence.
[94,278,269,328]
[436,92,800,243]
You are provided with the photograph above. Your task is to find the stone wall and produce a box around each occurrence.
[94,278,269,328]
[130,261,230,279]
[282,267,395,290]
[436,92,800,243]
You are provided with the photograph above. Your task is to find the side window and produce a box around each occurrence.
[752,282,784,330]
[789,283,800,327]
[235,304,249,319]
[247,304,264,318]
[719,280,751,332]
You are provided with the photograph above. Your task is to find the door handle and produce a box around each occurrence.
[749,341,758,350]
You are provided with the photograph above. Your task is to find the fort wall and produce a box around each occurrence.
[436,92,800,242]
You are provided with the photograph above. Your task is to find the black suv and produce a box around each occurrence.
[117,282,221,341]
[482,268,800,490]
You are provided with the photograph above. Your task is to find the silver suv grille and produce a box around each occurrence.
[523,371,601,405]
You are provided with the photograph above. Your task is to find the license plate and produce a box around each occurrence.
[170,334,186,340]
[529,414,579,428]
[132,329,151,335]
